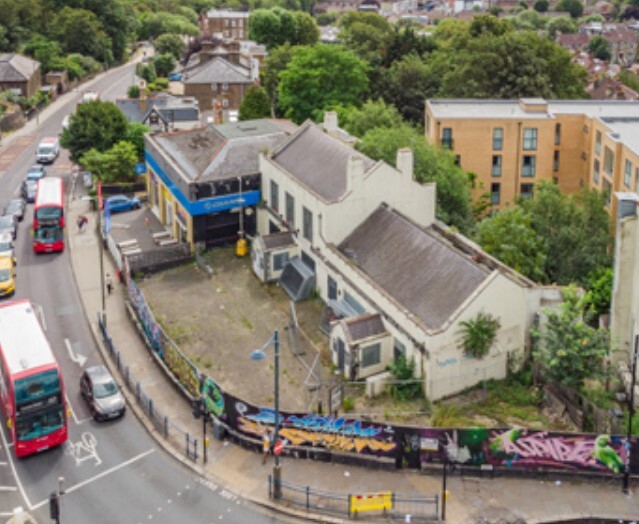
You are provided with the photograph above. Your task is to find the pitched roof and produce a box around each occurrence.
[338,206,490,330]
[0,53,39,82]
[153,120,289,182]
[183,56,252,85]
[342,313,387,345]
[270,122,376,203]
[116,95,200,124]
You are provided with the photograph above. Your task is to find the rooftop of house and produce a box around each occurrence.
[427,98,639,120]
[183,56,252,85]
[204,8,249,18]
[151,119,290,182]
[603,119,639,157]
[116,94,200,123]
[262,231,296,251]
[338,205,491,331]
[0,53,39,82]
[341,313,387,345]
[270,121,376,203]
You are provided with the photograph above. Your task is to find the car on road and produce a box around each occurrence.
[26,165,47,181]
[0,233,15,265]
[0,255,16,297]
[21,179,38,203]
[80,365,126,421]
[4,198,26,222]
[0,215,17,240]
[106,195,141,213]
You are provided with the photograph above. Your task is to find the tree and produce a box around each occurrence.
[50,7,112,65]
[338,11,393,65]
[457,312,501,359]
[80,141,138,183]
[534,0,549,12]
[588,35,611,61]
[585,267,613,318]
[260,43,293,117]
[249,8,298,49]
[293,11,319,46]
[127,85,140,98]
[137,11,199,40]
[476,207,547,281]
[278,44,369,124]
[532,286,610,389]
[382,26,436,67]
[137,62,157,84]
[153,53,176,77]
[546,16,578,38]
[154,33,186,60]
[356,123,475,232]
[556,0,584,18]
[124,122,150,159]
[339,99,404,138]
[22,36,63,74]
[60,100,129,163]
[239,85,271,120]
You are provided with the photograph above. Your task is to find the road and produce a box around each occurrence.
[0,61,286,523]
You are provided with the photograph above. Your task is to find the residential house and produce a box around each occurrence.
[252,112,561,400]
[144,119,292,250]
[0,53,41,99]
[116,93,201,132]
[603,26,638,66]
[425,98,639,219]
[589,77,639,101]
[314,0,361,14]
[556,33,590,54]
[199,9,249,40]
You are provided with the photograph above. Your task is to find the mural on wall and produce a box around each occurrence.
[127,279,639,476]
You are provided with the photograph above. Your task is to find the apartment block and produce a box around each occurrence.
[199,9,249,40]
[425,98,639,217]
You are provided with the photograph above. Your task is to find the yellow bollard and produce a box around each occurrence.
[236,238,247,257]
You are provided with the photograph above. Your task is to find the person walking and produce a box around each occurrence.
[77,215,88,233]
[106,273,113,295]
[262,429,272,465]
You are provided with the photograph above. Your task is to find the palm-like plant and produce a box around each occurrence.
[457,312,501,359]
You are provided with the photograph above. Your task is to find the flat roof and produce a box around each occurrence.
[0,300,55,375]
[604,119,639,157]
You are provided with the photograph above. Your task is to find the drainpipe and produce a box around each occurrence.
[515,122,522,201]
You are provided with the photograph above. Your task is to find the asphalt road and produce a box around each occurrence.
[0,59,288,523]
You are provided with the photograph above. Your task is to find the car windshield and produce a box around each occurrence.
[38,145,54,154]
[93,379,118,399]
[0,268,11,281]
[6,202,20,212]
[27,172,42,180]
[0,217,13,227]
[0,240,11,251]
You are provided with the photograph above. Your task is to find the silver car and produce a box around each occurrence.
[80,365,126,421]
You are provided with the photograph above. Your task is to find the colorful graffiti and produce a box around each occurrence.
[201,375,225,418]
[127,279,162,354]
[163,336,200,397]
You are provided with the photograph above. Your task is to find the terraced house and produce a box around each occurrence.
[425,98,639,219]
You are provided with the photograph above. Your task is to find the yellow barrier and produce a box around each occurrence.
[349,491,393,515]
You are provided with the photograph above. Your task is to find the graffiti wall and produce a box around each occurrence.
[127,280,639,476]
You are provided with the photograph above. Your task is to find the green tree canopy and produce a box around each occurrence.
[546,16,578,38]
[80,140,138,183]
[260,43,293,117]
[153,53,176,77]
[339,99,404,138]
[293,11,319,45]
[532,286,610,389]
[60,100,129,163]
[249,7,298,48]
[534,0,549,12]
[124,122,150,159]
[278,44,369,124]
[356,123,475,232]
[239,85,271,120]
[22,36,63,74]
[137,11,199,40]
[588,35,611,61]
[154,33,186,61]
[476,206,547,281]
[585,267,613,318]
[51,7,112,64]
[338,11,393,65]
[382,25,436,67]
[556,0,584,18]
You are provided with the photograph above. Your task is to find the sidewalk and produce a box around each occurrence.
[60,197,639,524]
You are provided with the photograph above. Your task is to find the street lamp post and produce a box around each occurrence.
[250,330,281,499]
[623,334,638,494]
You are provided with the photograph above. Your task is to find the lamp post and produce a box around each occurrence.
[623,334,638,494]
[250,330,281,499]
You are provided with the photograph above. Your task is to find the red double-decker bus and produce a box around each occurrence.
[0,300,68,457]
[33,177,64,253]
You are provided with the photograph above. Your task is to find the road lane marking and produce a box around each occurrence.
[0,420,33,510]
[33,303,46,331]
[31,448,155,510]
[0,486,17,491]
[65,432,101,467]
[65,338,87,367]
[65,393,81,425]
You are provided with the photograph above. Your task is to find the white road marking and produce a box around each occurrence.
[0,420,33,509]
[31,448,155,510]
[0,461,7,466]
[65,393,81,425]
[65,432,101,467]
[64,338,87,367]
[0,486,17,491]
[33,303,46,331]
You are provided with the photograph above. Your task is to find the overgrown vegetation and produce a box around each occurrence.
[457,312,501,359]
[386,356,422,401]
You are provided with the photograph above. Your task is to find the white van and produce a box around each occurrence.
[36,137,60,164]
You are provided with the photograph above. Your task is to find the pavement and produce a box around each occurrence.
[2,64,639,524]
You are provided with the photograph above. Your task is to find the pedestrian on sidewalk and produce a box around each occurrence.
[262,429,272,465]
[106,273,113,295]
[77,214,88,233]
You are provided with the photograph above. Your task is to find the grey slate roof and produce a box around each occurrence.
[183,57,252,85]
[343,313,387,344]
[338,206,490,331]
[116,95,200,124]
[153,120,289,182]
[0,53,39,82]
[271,122,376,203]
[262,231,295,250]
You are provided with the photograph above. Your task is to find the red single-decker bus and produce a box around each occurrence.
[33,177,64,253]
[0,300,68,457]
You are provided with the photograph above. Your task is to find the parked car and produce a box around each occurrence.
[26,165,47,181]
[4,198,26,222]
[80,365,126,421]
[105,195,141,213]
[168,73,183,81]
[0,215,17,240]
[0,233,15,266]
[36,137,60,164]
[21,179,38,203]
[0,255,16,297]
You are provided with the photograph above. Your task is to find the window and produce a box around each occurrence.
[493,128,503,150]
[361,343,381,368]
[555,123,561,146]
[594,159,600,184]
[492,155,502,177]
[302,207,312,242]
[520,183,534,199]
[211,84,218,92]
[603,147,614,176]
[454,155,461,166]
[273,252,289,271]
[583,124,589,134]
[301,251,315,272]
[625,160,632,188]
[603,179,612,205]
[522,155,536,177]
[596,130,602,155]
[635,168,639,193]
[285,192,295,227]
[270,180,279,212]
[442,128,453,149]
[344,292,366,315]
[222,99,229,108]
[393,340,406,361]
[523,128,537,150]
[553,151,560,172]
[222,83,228,91]
[327,275,337,300]
[491,183,500,205]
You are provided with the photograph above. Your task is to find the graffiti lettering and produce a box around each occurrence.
[436,358,457,368]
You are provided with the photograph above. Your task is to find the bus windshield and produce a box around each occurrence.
[34,227,63,242]
[15,369,61,404]
[35,207,62,221]
[16,408,65,441]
